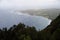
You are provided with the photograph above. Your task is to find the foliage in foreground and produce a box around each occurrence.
[0,23,41,40]
[0,15,60,40]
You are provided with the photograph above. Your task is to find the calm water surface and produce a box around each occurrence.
[0,10,51,30]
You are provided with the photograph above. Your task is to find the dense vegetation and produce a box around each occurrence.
[0,15,60,40]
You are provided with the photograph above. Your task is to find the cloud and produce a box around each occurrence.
[0,0,60,9]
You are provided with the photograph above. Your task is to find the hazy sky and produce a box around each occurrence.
[0,0,60,9]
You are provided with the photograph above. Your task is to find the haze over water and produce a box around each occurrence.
[0,9,51,30]
[0,0,59,30]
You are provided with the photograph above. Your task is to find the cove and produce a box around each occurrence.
[0,10,51,30]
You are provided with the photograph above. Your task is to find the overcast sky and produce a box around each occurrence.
[0,0,60,9]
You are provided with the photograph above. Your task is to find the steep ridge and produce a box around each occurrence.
[41,15,60,40]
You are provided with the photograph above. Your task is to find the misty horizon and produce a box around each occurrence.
[0,0,60,10]
[0,0,59,30]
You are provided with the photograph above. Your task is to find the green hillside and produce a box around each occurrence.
[41,15,60,40]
